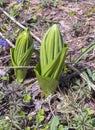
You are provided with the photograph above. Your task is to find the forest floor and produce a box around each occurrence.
[0,0,95,130]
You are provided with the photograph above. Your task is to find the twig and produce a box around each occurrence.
[0,66,34,69]
[0,32,15,47]
[0,7,41,44]
[23,78,37,86]
[67,63,95,91]
[0,55,10,60]
[48,96,55,117]
[47,94,58,117]
[27,80,39,90]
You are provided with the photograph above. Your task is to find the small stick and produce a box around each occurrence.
[47,94,58,117]
[23,78,37,86]
[0,55,10,60]
[48,96,55,117]
[0,7,41,44]
[0,66,34,69]
[0,32,15,47]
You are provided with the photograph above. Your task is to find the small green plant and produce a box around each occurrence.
[25,126,31,130]
[41,0,51,7]
[23,93,31,102]
[68,10,75,16]
[10,28,33,83]
[34,24,68,96]
[86,6,95,17]
[33,114,67,130]
[36,109,45,124]
[72,107,95,130]
[0,110,22,130]
[41,0,57,7]
[33,109,45,129]
[0,0,4,6]
[52,0,57,7]
[8,3,23,18]
[0,82,27,130]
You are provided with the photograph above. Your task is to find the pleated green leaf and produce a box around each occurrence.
[42,44,68,79]
[40,24,64,75]
[35,24,68,95]
[34,63,58,96]
[10,29,33,83]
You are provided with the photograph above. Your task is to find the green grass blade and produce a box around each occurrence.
[73,41,95,66]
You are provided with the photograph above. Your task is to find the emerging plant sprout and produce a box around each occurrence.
[10,29,33,83]
[34,24,68,96]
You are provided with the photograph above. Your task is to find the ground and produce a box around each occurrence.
[0,0,95,130]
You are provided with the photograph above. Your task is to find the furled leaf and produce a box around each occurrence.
[35,24,68,95]
[42,44,68,79]
[10,29,33,83]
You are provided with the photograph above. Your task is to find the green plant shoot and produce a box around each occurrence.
[10,28,33,83]
[34,24,68,96]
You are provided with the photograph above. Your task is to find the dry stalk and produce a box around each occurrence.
[0,66,34,69]
[0,7,41,44]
